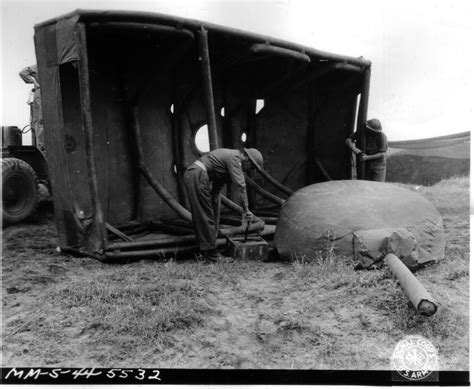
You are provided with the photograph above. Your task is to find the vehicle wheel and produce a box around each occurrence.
[2,158,38,224]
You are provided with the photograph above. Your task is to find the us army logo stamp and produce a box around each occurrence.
[391,335,439,382]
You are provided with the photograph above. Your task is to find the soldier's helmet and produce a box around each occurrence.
[366,118,383,132]
[244,148,264,169]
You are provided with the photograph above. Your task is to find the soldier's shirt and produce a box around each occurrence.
[199,148,246,189]
[19,64,38,85]
[351,131,388,163]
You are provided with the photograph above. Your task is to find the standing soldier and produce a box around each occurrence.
[184,147,264,262]
[346,118,388,182]
[19,64,45,154]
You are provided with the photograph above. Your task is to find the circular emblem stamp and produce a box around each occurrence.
[391,335,438,381]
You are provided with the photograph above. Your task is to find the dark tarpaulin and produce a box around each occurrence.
[353,228,419,269]
[35,15,105,254]
[275,180,445,268]
[56,16,80,64]
[35,10,370,256]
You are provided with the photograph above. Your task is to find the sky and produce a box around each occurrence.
[1,0,473,141]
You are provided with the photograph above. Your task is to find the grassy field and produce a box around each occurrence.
[1,176,469,369]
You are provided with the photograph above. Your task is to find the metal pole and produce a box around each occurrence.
[245,175,285,206]
[198,26,219,150]
[171,71,187,205]
[105,238,228,260]
[315,159,332,181]
[130,105,193,222]
[244,148,293,196]
[77,22,107,250]
[220,194,243,213]
[249,43,311,63]
[107,219,265,251]
[306,84,317,183]
[356,65,371,179]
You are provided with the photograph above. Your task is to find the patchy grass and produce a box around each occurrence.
[1,176,469,369]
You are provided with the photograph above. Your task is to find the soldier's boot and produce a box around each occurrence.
[201,249,233,263]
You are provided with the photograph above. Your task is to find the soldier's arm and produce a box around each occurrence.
[19,66,39,87]
[361,152,385,161]
[227,155,250,213]
[361,134,387,161]
[345,134,362,154]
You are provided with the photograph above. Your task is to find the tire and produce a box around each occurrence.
[2,158,39,224]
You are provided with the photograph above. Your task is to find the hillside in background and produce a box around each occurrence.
[386,141,470,185]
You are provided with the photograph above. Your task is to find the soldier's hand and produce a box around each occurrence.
[242,211,255,224]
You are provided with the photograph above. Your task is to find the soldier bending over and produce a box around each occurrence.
[184,148,263,262]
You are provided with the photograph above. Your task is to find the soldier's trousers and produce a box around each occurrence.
[366,161,386,182]
[183,164,220,251]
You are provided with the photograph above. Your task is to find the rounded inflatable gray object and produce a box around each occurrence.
[275,180,445,264]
